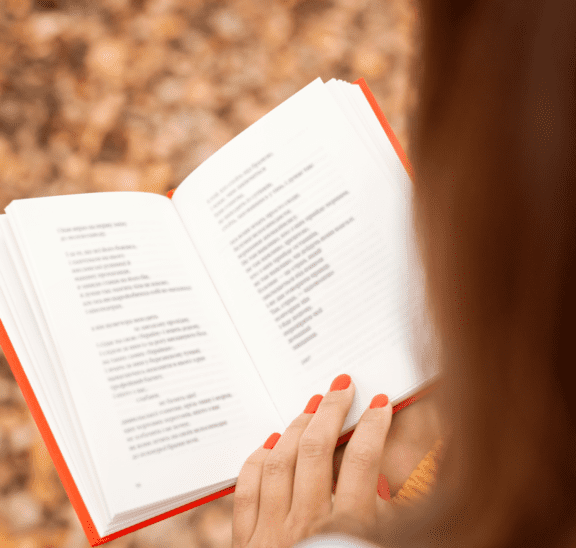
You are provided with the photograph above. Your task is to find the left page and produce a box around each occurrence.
[3,192,284,533]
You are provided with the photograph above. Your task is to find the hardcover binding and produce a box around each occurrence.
[0,78,431,546]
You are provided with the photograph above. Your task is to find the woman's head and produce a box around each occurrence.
[369,0,576,546]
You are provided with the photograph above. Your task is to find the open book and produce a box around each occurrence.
[0,78,439,546]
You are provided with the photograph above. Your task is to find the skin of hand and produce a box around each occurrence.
[332,392,442,497]
[232,375,396,548]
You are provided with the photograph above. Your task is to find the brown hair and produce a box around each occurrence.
[364,0,576,546]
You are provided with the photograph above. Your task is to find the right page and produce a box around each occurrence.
[171,78,438,432]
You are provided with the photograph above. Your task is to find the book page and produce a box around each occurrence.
[5,192,283,528]
[172,79,436,433]
[0,217,110,525]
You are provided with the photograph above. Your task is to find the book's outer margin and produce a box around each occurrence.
[352,77,415,181]
[0,79,431,546]
[0,320,103,543]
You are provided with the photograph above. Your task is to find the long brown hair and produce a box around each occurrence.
[364,0,576,546]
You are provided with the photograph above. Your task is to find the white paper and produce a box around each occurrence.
[5,192,284,529]
[172,79,437,432]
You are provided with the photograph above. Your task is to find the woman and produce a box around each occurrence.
[232,0,576,547]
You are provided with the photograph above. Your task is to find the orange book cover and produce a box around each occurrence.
[0,78,434,546]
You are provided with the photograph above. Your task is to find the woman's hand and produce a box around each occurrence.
[232,374,394,548]
[333,390,442,497]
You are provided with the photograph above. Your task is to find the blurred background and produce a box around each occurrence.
[0,0,418,546]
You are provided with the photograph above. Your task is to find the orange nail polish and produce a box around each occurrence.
[264,433,281,449]
[304,394,323,414]
[377,474,390,500]
[370,394,389,409]
[330,374,351,392]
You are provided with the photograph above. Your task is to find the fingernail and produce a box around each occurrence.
[332,479,337,494]
[304,394,323,414]
[377,474,390,500]
[264,433,281,449]
[370,394,389,409]
[330,374,351,392]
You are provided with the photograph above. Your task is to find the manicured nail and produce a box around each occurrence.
[330,374,351,392]
[370,394,389,409]
[264,433,281,449]
[304,394,323,414]
[332,479,337,494]
[377,474,390,500]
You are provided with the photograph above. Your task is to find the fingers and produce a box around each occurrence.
[233,444,270,548]
[257,397,321,527]
[333,393,392,521]
[234,374,392,548]
[290,374,355,522]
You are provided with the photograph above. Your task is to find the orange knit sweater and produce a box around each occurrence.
[391,438,443,506]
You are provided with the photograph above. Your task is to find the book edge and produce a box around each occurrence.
[0,319,101,544]
[352,77,415,181]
